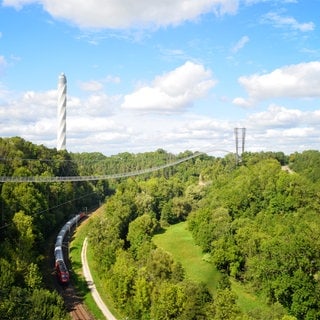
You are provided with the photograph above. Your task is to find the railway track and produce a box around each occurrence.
[69,298,93,320]
[56,281,94,320]
[53,216,95,320]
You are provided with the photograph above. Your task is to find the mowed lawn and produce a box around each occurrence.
[153,221,221,294]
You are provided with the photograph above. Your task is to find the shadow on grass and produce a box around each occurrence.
[153,226,167,235]
[69,268,92,300]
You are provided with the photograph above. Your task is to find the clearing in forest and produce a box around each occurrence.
[153,221,267,313]
[153,221,221,294]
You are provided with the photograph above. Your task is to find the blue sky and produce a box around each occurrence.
[1,0,320,156]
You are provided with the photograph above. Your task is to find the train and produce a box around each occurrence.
[54,211,86,284]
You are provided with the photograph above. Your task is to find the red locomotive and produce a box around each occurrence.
[54,212,86,284]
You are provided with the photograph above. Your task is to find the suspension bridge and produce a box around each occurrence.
[0,149,233,183]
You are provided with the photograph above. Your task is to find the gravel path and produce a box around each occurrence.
[81,237,117,320]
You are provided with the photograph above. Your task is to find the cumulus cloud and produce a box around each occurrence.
[233,61,320,107]
[247,104,320,129]
[81,93,121,116]
[262,12,315,32]
[0,90,57,121]
[1,67,320,155]
[3,0,239,29]
[0,87,118,137]
[241,104,320,152]
[122,61,216,112]
[1,83,320,155]
[247,104,303,128]
[0,89,58,142]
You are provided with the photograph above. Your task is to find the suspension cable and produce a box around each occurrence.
[0,152,207,183]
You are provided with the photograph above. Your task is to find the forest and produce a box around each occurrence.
[0,137,109,319]
[1,136,320,319]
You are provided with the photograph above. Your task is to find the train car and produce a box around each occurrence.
[56,259,69,284]
[54,246,63,261]
[54,212,86,285]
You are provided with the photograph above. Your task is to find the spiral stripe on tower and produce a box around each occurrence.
[57,73,67,151]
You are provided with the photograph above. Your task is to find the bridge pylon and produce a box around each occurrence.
[234,127,246,164]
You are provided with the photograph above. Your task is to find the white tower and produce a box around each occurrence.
[57,73,67,151]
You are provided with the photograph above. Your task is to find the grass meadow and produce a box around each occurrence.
[153,221,221,294]
[153,221,271,314]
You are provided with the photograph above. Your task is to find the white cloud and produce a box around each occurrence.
[242,106,320,153]
[232,97,251,108]
[231,35,249,53]
[3,0,239,29]
[263,12,315,32]
[247,104,303,128]
[79,80,104,92]
[1,83,320,155]
[233,61,320,107]
[81,93,121,116]
[79,76,121,92]
[0,88,118,136]
[0,56,7,73]
[0,90,57,121]
[122,61,216,112]
[1,66,320,156]
[247,104,320,130]
[104,75,121,84]
[80,75,121,92]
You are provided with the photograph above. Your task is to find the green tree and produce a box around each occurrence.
[289,270,320,320]
[127,213,159,254]
[177,281,213,320]
[29,289,67,320]
[188,207,231,252]
[0,258,15,295]
[170,197,192,223]
[213,289,241,320]
[150,281,185,320]
[89,216,124,272]
[25,263,42,291]
[12,210,36,271]
[108,250,137,309]
[146,248,178,281]
[132,269,153,319]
